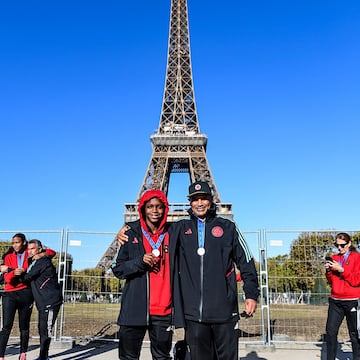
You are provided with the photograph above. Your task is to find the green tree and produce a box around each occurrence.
[0,241,12,259]
[69,268,103,293]
[310,276,329,305]
[288,232,334,291]
[352,232,360,247]
[267,255,296,292]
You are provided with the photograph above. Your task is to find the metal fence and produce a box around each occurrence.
[262,229,360,345]
[1,228,359,346]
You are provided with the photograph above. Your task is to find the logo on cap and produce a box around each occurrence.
[195,184,201,191]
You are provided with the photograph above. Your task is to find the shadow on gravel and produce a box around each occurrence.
[50,341,118,360]
[240,350,268,359]
[316,337,353,360]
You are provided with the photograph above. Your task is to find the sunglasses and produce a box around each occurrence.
[334,243,348,249]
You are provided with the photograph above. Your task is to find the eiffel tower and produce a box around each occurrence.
[97,0,232,271]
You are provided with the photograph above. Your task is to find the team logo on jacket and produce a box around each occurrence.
[185,228,192,235]
[132,237,139,244]
[212,226,223,237]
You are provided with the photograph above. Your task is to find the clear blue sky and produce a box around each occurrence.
[1,1,359,261]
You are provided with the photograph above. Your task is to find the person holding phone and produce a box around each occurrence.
[325,232,360,360]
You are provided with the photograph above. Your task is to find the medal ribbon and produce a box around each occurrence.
[141,228,166,252]
[339,250,350,267]
[17,252,25,268]
[197,218,205,249]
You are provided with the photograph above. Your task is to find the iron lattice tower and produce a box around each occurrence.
[97,0,232,270]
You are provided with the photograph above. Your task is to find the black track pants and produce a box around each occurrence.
[119,315,172,360]
[185,319,238,360]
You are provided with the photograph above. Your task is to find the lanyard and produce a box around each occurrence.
[17,252,25,268]
[141,228,166,251]
[197,218,205,249]
[339,250,350,267]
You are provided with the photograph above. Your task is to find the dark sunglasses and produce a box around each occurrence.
[334,243,348,249]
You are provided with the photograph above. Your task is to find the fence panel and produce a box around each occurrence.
[59,230,120,340]
[237,231,266,345]
[2,228,359,345]
[264,229,360,343]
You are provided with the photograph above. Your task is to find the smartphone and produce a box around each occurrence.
[325,256,333,262]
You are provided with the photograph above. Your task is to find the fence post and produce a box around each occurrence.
[259,229,271,346]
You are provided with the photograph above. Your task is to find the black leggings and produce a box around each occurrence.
[326,298,360,360]
[0,288,34,357]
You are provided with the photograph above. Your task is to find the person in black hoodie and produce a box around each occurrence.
[19,239,63,360]
[112,190,182,360]
[173,181,259,360]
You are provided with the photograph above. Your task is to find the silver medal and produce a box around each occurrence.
[152,249,160,257]
[197,247,205,256]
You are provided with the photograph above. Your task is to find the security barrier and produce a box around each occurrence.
[1,228,359,345]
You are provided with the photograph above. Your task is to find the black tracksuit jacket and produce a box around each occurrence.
[23,256,63,311]
[173,207,259,323]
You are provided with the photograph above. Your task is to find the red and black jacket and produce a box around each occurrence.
[112,190,184,328]
[3,248,56,293]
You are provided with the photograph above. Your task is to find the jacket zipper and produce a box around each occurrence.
[199,222,205,322]
[199,254,204,322]
[146,265,150,325]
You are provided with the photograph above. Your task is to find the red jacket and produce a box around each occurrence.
[326,250,360,300]
[3,248,56,292]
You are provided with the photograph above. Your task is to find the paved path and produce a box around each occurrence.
[3,340,354,359]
